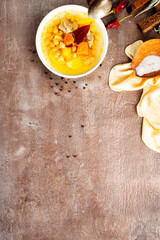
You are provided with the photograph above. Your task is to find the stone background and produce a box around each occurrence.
[0,0,160,239]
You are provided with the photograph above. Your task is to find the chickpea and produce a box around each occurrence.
[54,51,60,58]
[90,57,95,62]
[50,42,55,48]
[53,20,60,25]
[52,47,58,52]
[58,55,65,62]
[49,35,54,40]
[71,16,75,22]
[84,59,91,65]
[47,46,50,51]
[53,27,58,34]
[47,26,53,33]
[46,32,51,38]
[54,35,63,41]
[58,30,63,36]
[56,44,61,49]
[59,42,65,49]
[44,39,50,45]
[65,13,71,19]
[54,39,59,45]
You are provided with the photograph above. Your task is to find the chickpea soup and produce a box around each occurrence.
[41,10,104,75]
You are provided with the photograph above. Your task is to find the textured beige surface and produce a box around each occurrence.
[0,1,160,240]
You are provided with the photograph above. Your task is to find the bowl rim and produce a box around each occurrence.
[36,4,108,78]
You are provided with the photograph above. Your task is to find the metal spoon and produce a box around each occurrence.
[88,0,113,19]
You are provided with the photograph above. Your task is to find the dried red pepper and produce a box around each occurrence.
[113,1,129,13]
[106,15,132,29]
[106,18,120,29]
[106,1,129,16]
[72,24,91,44]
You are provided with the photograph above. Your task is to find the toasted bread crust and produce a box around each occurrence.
[137,12,160,33]
[127,0,150,14]
[155,2,160,11]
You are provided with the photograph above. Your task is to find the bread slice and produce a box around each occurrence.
[127,0,150,14]
[155,3,160,11]
[138,11,160,33]
[132,39,160,78]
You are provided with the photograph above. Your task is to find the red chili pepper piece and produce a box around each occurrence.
[106,18,120,29]
[113,1,129,13]
[106,15,132,29]
[107,1,129,15]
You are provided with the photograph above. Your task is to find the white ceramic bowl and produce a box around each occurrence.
[36,5,108,78]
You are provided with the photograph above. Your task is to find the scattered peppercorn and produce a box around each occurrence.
[65,81,68,84]
[31,59,34,62]
[81,125,84,128]
[49,77,53,80]
[28,122,38,126]
[61,77,64,79]
[73,81,76,83]
[83,87,86,89]
[51,86,53,88]
[68,90,71,92]
[68,135,72,138]
[85,83,88,86]
[100,64,102,67]
[44,71,48,74]
[32,50,37,54]
[55,83,59,86]
[66,156,70,159]
[73,155,77,157]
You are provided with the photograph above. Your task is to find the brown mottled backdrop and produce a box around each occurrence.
[0,0,160,239]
